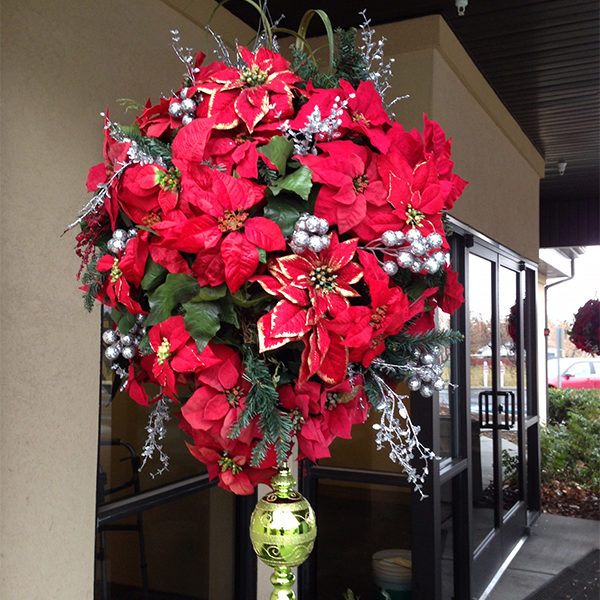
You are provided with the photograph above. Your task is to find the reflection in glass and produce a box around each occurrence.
[499,267,520,515]
[316,480,411,599]
[95,487,235,599]
[437,310,454,459]
[469,255,495,549]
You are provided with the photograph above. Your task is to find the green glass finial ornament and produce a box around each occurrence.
[249,465,317,600]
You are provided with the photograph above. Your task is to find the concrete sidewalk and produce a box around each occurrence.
[485,513,600,600]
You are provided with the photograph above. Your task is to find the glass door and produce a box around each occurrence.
[468,247,527,596]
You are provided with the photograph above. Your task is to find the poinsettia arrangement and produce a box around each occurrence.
[70,10,466,496]
[569,299,599,356]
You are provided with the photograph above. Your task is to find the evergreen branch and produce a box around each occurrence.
[386,328,464,356]
[333,28,368,86]
[228,349,294,467]
[80,253,107,312]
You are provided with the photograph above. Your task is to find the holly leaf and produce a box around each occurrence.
[189,284,227,302]
[182,301,221,352]
[220,294,240,328]
[269,165,313,200]
[141,258,168,292]
[264,197,304,237]
[111,308,137,334]
[146,273,200,326]
[258,136,294,175]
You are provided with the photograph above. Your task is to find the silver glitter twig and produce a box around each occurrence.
[358,10,409,114]
[139,394,171,478]
[280,94,354,155]
[170,29,196,80]
[369,371,437,499]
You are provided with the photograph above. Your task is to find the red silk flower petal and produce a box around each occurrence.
[220,232,259,294]
[244,217,286,251]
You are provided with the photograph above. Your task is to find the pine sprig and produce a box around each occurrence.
[333,28,368,87]
[385,328,464,358]
[228,349,294,467]
[80,253,107,312]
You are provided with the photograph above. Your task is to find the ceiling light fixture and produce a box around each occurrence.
[557,160,567,176]
[455,0,469,16]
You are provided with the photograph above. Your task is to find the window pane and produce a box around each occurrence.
[315,480,412,599]
[469,254,495,549]
[95,487,235,599]
[499,266,520,516]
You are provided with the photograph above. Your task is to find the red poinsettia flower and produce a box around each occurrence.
[148,316,206,398]
[117,163,181,225]
[154,165,284,293]
[95,252,145,314]
[257,235,362,384]
[186,428,277,495]
[257,234,363,325]
[196,47,300,132]
[181,343,249,439]
[206,126,275,179]
[318,377,369,442]
[339,79,391,152]
[298,140,387,234]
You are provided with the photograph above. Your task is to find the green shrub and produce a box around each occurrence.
[541,390,600,490]
[547,387,600,425]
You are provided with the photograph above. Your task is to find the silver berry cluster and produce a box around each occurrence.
[290,213,331,254]
[379,228,447,277]
[106,228,137,255]
[168,87,202,126]
[406,347,445,398]
[102,314,147,362]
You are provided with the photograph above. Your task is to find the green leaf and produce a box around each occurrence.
[257,247,267,264]
[258,136,294,175]
[110,308,137,334]
[220,294,240,328]
[141,258,168,292]
[264,197,303,237]
[189,284,227,302]
[269,165,313,200]
[182,301,222,352]
[146,273,200,326]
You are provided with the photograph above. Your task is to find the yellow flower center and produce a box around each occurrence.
[110,258,122,282]
[406,205,425,227]
[156,337,172,364]
[240,64,268,86]
[309,265,338,292]
[218,209,249,233]
[157,167,181,192]
[219,454,242,474]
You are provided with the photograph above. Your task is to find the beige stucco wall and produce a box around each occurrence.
[0,2,251,598]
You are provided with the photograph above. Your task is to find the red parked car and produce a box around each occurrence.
[547,358,600,389]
